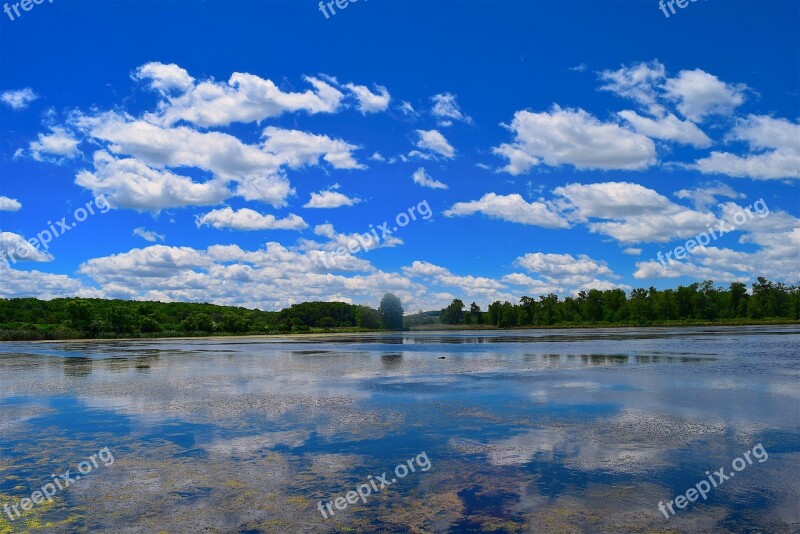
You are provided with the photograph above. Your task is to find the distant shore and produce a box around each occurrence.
[5,318,797,343]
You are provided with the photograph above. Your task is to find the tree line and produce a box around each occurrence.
[0,293,405,340]
[1,279,796,340]
[435,278,800,327]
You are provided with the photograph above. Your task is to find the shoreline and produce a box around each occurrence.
[6,319,798,343]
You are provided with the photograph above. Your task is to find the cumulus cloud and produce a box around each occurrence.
[402,261,512,302]
[75,151,230,211]
[617,110,711,148]
[414,129,456,159]
[444,192,569,229]
[345,83,391,113]
[515,252,614,282]
[503,252,628,296]
[29,127,81,162]
[599,61,667,116]
[412,167,448,190]
[304,185,360,208]
[301,223,403,254]
[0,264,99,299]
[599,61,747,122]
[664,69,747,122]
[196,207,308,231]
[0,88,38,110]
[431,93,473,126]
[635,205,800,282]
[693,115,800,180]
[133,62,195,94]
[0,196,22,211]
[0,232,53,263]
[554,181,716,244]
[69,243,429,311]
[137,64,344,127]
[132,227,165,242]
[494,106,656,173]
[674,181,744,210]
[69,112,364,209]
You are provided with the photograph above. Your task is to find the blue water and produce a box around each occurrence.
[0,326,798,532]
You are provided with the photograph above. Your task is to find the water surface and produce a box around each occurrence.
[1,326,798,532]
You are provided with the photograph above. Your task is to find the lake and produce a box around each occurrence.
[1,326,798,532]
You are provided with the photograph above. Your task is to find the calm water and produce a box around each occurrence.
[0,326,798,533]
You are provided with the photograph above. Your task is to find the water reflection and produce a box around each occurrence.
[0,325,797,533]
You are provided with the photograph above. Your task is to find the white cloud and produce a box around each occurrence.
[0,263,99,299]
[444,192,569,229]
[0,196,21,211]
[503,253,628,295]
[132,227,165,242]
[412,167,448,190]
[261,126,364,170]
[492,143,540,176]
[345,83,391,113]
[71,113,364,208]
[494,106,656,172]
[72,243,425,311]
[500,273,563,296]
[370,152,385,161]
[195,207,308,231]
[599,61,747,122]
[693,115,800,180]
[29,127,81,161]
[554,181,715,243]
[617,110,711,148]
[143,67,344,127]
[515,252,613,280]
[304,185,360,208]
[133,62,195,94]
[414,129,455,159]
[431,93,473,125]
[399,101,417,117]
[599,61,667,116]
[634,203,800,282]
[622,247,642,256]
[301,223,403,254]
[0,232,53,263]
[402,261,511,302]
[664,69,747,122]
[0,88,38,110]
[75,151,230,211]
[674,182,744,210]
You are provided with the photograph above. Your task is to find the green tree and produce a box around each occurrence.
[356,306,382,329]
[378,293,404,330]
[440,299,465,325]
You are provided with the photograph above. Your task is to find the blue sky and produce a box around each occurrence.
[0,0,798,311]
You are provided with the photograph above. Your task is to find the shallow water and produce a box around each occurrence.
[0,326,798,533]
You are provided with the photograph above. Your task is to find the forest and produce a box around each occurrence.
[0,278,796,340]
[0,294,404,340]
[431,278,800,328]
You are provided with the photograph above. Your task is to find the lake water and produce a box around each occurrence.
[0,326,798,533]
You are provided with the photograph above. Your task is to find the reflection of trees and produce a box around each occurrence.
[63,357,92,377]
[381,353,403,368]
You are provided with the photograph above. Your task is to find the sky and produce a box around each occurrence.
[0,0,798,312]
